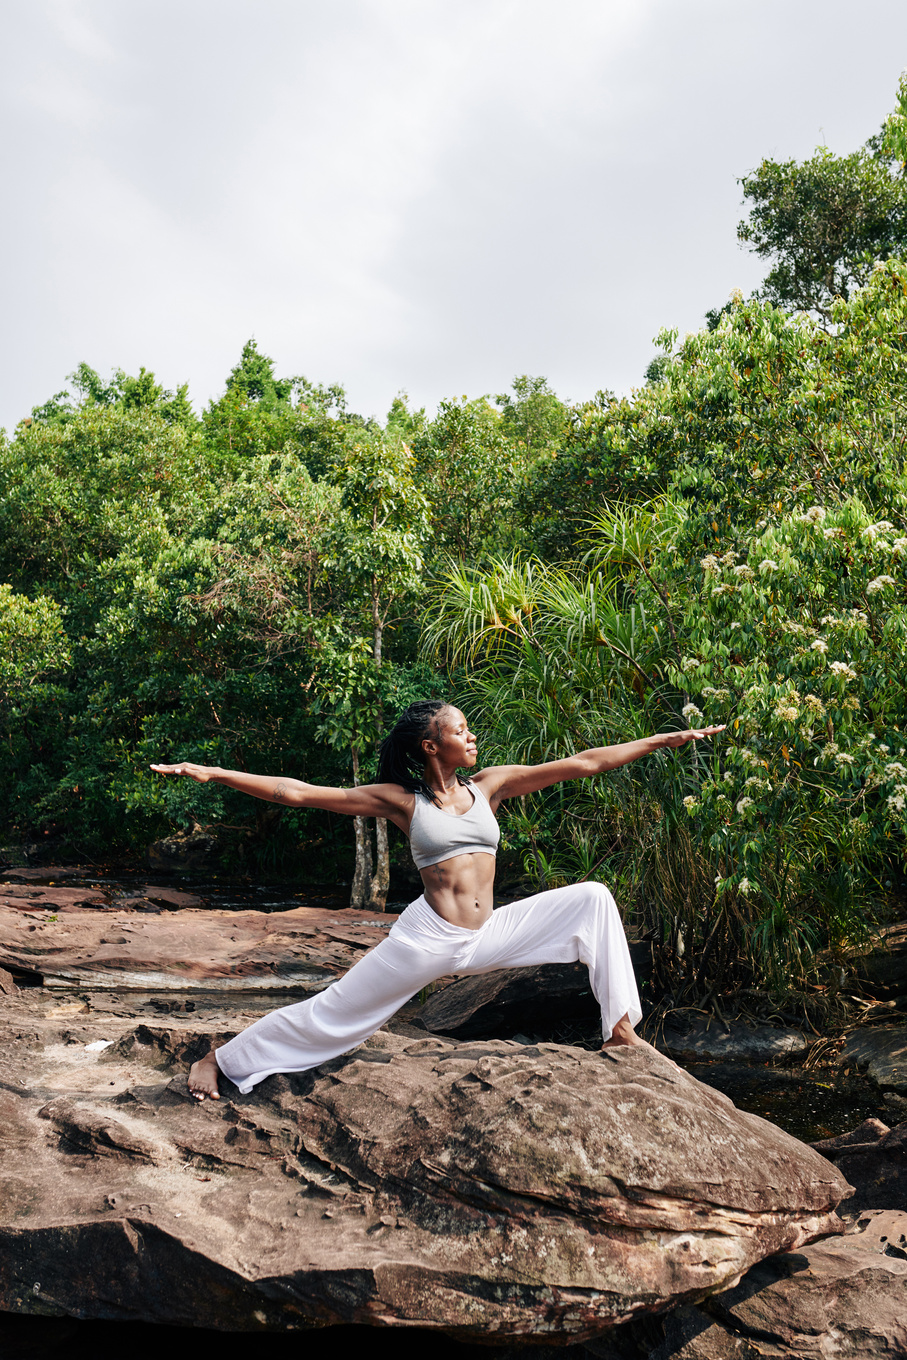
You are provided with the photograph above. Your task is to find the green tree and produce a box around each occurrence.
[413,396,528,561]
[321,432,431,909]
[738,118,907,320]
[424,264,907,1001]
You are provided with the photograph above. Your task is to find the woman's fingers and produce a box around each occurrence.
[149,762,210,781]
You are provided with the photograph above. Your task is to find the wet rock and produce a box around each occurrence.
[0,904,394,992]
[0,982,848,1341]
[415,961,599,1038]
[661,1016,807,1064]
[842,1026,907,1094]
[0,883,108,912]
[644,1209,907,1358]
[147,828,220,872]
[850,921,907,1001]
[812,1117,907,1213]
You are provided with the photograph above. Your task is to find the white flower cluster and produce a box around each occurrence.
[884,761,907,780]
[682,703,705,724]
[866,575,896,594]
[887,786,907,813]
[783,620,816,638]
[738,877,752,895]
[803,694,826,715]
[738,748,764,766]
[799,506,826,524]
[700,554,721,574]
[720,550,738,566]
[701,686,731,701]
[744,776,772,793]
[829,661,857,680]
[850,609,869,625]
[810,638,828,654]
[682,795,700,813]
[711,583,736,598]
[733,564,755,581]
[893,538,907,555]
[681,656,701,673]
[843,695,861,711]
[822,527,846,541]
[758,558,779,575]
[736,797,755,814]
[775,704,799,722]
[862,521,894,542]
[834,751,856,767]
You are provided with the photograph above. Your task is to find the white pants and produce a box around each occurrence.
[216,881,642,1094]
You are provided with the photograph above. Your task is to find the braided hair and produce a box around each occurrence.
[377,700,469,806]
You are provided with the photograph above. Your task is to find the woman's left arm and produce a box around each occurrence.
[474,726,724,809]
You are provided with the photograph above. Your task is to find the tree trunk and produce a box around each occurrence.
[349,746,373,910]
[367,602,389,912]
[368,817,390,911]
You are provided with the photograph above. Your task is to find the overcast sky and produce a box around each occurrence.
[2,0,907,430]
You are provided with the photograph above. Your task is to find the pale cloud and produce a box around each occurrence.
[2,0,907,427]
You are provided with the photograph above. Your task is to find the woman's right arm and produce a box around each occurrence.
[149,763,411,823]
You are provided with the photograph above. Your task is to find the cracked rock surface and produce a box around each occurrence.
[0,976,849,1342]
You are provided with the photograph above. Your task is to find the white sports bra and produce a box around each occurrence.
[408,780,500,870]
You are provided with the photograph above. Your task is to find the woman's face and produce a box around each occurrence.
[423,706,477,768]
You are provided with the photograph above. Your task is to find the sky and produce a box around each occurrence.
[2,0,907,430]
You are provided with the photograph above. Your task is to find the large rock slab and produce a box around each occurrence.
[0,903,394,992]
[416,961,598,1038]
[0,979,848,1343]
[849,921,907,1001]
[661,1016,807,1064]
[645,1209,907,1358]
[812,1118,907,1214]
[843,1026,907,1094]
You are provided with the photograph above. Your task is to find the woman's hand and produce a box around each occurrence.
[150,762,219,783]
[659,725,725,749]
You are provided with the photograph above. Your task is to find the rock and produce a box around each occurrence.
[0,980,848,1341]
[850,921,907,1001]
[1,867,93,883]
[643,1209,907,1358]
[842,1026,907,1094]
[416,961,599,1038]
[661,1016,807,1064]
[147,828,220,872]
[0,883,108,912]
[0,904,395,991]
[812,1117,907,1213]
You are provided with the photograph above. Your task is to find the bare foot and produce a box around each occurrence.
[602,1015,680,1069]
[188,1050,221,1101]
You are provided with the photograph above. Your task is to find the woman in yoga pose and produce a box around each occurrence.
[151,701,722,1099]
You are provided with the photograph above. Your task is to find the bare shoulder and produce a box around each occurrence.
[471,765,531,809]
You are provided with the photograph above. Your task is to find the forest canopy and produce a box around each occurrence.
[3,84,907,1001]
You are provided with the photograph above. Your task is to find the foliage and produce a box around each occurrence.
[425,267,907,995]
[738,145,907,321]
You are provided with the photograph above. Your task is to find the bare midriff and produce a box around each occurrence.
[420,852,497,929]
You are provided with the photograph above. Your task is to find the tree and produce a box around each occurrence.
[738,79,907,322]
[412,396,527,561]
[321,432,431,909]
[424,264,907,999]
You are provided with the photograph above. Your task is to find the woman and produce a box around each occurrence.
[152,700,722,1100]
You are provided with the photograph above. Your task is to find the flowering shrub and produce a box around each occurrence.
[429,264,907,994]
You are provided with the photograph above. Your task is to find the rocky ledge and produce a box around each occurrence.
[0,972,848,1344]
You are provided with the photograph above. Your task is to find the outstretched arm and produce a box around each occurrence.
[473,726,724,809]
[149,763,412,826]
